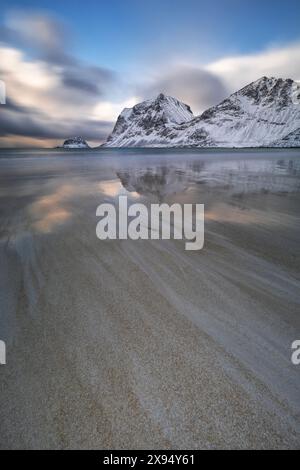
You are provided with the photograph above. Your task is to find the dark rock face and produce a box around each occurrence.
[239,77,294,108]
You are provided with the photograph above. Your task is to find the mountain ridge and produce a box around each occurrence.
[103,77,300,148]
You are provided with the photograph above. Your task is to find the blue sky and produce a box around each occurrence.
[1,0,300,69]
[0,0,300,146]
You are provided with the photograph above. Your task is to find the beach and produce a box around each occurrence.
[0,148,300,449]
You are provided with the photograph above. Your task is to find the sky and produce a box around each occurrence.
[0,0,300,147]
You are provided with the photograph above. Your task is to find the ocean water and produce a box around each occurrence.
[0,147,300,449]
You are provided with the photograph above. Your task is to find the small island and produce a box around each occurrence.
[59,136,90,149]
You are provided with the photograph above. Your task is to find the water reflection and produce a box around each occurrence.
[1,151,300,239]
[275,159,300,175]
[116,158,300,202]
[98,180,139,199]
[29,184,74,233]
[116,166,197,201]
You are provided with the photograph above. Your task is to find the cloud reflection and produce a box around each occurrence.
[29,184,74,233]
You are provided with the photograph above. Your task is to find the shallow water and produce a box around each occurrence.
[0,148,300,449]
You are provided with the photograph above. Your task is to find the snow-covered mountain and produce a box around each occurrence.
[61,136,90,149]
[103,77,300,148]
[104,93,193,147]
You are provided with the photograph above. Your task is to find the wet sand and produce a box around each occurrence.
[0,148,300,449]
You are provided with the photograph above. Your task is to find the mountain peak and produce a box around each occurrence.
[253,76,292,84]
[104,93,193,147]
[156,92,166,101]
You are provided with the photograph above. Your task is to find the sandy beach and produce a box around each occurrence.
[0,148,299,449]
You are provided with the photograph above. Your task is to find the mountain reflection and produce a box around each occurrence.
[117,158,300,201]
[117,164,205,200]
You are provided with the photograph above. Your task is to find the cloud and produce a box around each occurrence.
[0,11,119,146]
[136,42,300,116]
[139,66,228,114]
[4,10,70,64]
[61,66,115,96]
[0,45,115,145]
[92,97,139,121]
[205,42,300,94]
[0,104,113,141]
